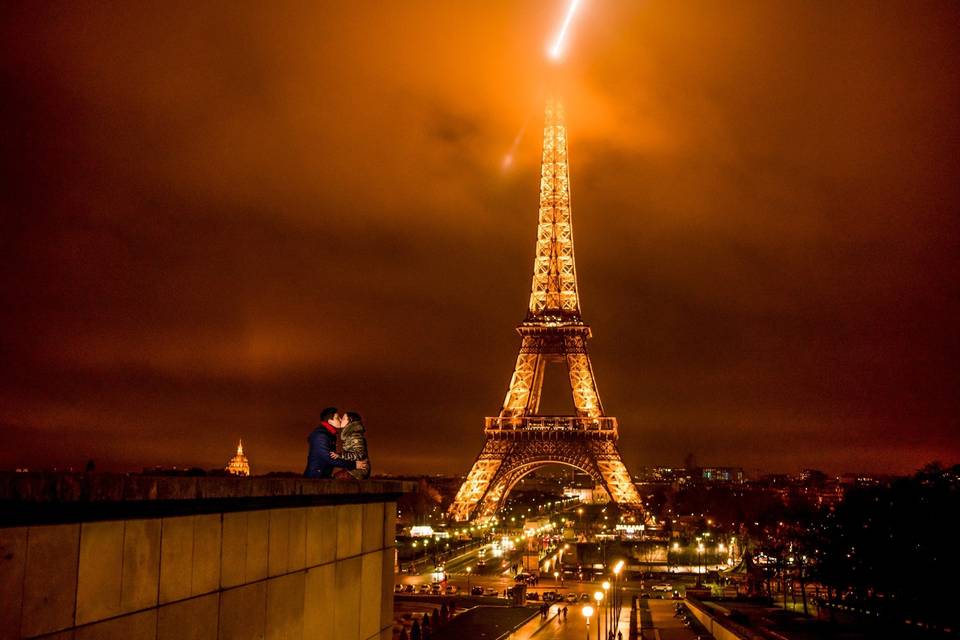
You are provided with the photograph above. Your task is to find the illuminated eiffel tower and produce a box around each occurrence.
[448,99,643,522]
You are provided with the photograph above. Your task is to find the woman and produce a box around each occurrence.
[332,411,371,479]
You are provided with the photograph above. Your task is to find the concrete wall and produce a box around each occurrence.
[0,475,406,640]
[684,599,755,640]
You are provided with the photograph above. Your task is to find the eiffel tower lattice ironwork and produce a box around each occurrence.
[448,99,643,522]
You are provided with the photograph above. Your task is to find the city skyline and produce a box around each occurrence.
[2,2,959,476]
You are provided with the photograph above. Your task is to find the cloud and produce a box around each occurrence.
[1,1,958,475]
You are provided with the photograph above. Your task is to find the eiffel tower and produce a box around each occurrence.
[448,99,643,522]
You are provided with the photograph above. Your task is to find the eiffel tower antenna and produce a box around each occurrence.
[449,98,643,522]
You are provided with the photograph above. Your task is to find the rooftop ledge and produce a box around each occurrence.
[0,472,415,528]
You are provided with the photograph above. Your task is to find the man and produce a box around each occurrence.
[304,408,368,478]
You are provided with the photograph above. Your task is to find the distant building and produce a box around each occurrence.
[225,440,250,476]
[700,467,744,483]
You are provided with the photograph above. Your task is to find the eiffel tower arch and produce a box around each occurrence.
[449,100,643,522]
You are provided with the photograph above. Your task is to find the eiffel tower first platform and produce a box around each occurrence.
[448,99,643,522]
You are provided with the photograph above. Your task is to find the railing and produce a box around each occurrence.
[483,416,617,432]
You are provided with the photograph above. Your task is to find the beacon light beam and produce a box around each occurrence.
[548,0,582,60]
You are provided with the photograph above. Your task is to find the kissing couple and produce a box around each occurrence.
[303,407,371,479]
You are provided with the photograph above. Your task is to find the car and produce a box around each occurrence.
[565,593,579,603]
[477,559,486,568]
[525,592,540,601]
[394,584,403,593]
[515,573,533,582]
[542,591,557,602]
[471,586,484,596]
[580,593,590,602]
[652,584,672,592]
[445,586,458,595]
[640,592,651,599]
[431,584,441,594]
[418,584,430,594]
[402,584,415,593]
[484,588,498,596]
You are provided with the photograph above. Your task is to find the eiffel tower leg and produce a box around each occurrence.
[501,337,545,416]
[591,440,644,512]
[448,439,507,522]
[565,335,603,417]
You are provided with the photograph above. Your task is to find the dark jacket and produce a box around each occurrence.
[304,422,356,478]
[338,419,370,479]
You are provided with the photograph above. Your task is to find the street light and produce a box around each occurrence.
[594,591,604,640]
[466,566,472,594]
[613,561,624,636]
[602,581,610,635]
[697,543,705,588]
[582,605,594,640]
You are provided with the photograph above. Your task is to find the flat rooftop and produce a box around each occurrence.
[0,472,413,526]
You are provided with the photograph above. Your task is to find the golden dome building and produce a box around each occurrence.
[225,440,251,476]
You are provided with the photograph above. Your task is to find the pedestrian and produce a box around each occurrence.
[303,408,368,478]
[410,619,421,640]
[563,606,568,621]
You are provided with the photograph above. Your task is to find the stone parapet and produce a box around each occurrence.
[0,472,411,527]
[0,473,410,640]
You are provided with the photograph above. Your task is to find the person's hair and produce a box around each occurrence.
[345,411,362,423]
[320,407,338,422]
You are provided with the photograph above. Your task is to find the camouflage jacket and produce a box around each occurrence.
[338,420,368,462]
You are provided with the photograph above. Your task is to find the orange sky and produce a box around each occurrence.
[2,1,958,475]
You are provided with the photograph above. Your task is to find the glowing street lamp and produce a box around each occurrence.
[593,591,604,640]
[697,542,706,587]
[466,566,472,594]
[602,581,610,633]
[582,605,594,640]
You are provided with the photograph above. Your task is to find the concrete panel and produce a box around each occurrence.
[267,509,290,577]
[287,508,306,572]
[76,520,124,625]
[265,572,305,640]
[219,582,267,640]
[382,501,396,549]
[121,519,161,613]
[334,556,362,640]
[192,514,221,595]
[380,548,394,630]
[221,512,247,588]
[358,551,382,640]
[0,527,27,640]
[305,506,336,567]
[336,504,363,560]
[75,609,157,640]
[361,503,383,554]
[21,524,80,637]
[159,515,194,603]
[302,563,334,638]
[158,593,218,640]
[246,510,269,582]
